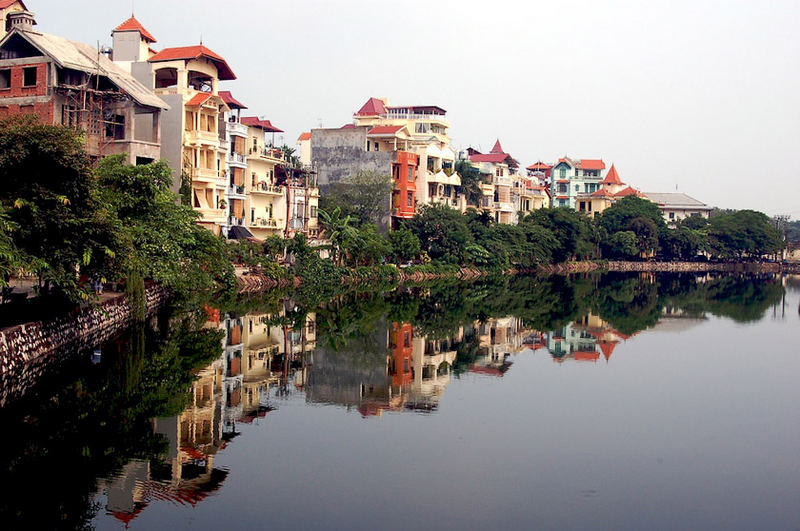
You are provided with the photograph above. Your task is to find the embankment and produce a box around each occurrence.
[0,285,170,406]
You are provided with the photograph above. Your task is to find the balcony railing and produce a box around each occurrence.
[254,217,282,228]
[493,176,512,187]
[251,182,283,195]
[226,121,248,137]
[185,129,219,145]
[381,112,448,124]
[191,167,220,183]
[229,216,245,226]
[228,184,246,196]
[248,147,284,160]
[228,152,247,164]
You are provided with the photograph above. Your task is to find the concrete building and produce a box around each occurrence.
[108,15,236,234]
[311,97,463,229]
[0,12,167,164]
[642,192,712,225]
[551,156,607,208]
[0,0,26,41]
[575,164,644,217]
[468,140,539,224]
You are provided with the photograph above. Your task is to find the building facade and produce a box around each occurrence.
[551,156,607,208]
[0,12,167,164]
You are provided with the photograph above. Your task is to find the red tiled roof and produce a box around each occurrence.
[556,195,569,200]
[218,90,246,109]
[340,123,355,129]
[186,92,212,107]
[614,186,642,197]
[0,0,27,10]
[470,153,510,164]
[149,45,236,80]
[297,132,311,141]
[578,159,606,170]
[241,116,283,132]
[490,139,504,154]
[470,366,506,377]
[574,350,600,362]
[113,15,157,43]
[602,164,623,185]
[367,125,404,135]
[556,179,569,184]
[591,188,614,197]
[598,341,617,361]
[355,97,387,116]
[527,161,552,171]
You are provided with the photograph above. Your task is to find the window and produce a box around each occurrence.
[310,205,317,218]
[105,114,125,140]
[559,168,566,178]
[574,184,580,191]
[669,212,675,220]
[558,184,566,193]
[408,166,414,182]
[22,67,37,87]
[407,191,413,207]
[404,331,410,348]
[374,142,379,151]
[0,69,10,89]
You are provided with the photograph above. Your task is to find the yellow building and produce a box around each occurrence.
[239,116,287,238]
[352,97,466,212]
[467,140,525,224]
[576,164,642,218]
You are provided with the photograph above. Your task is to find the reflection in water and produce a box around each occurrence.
[0,273,794,529]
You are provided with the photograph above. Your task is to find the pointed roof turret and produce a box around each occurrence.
[490,139,504,154]
[602,164,623,185]
[354,97,387,117]
[113,15,157,43]
[598,341,617,361]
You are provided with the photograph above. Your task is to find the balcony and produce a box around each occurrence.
[493,176,513,187]
[248,147,284,162]
[196,207,226,222]
[253,217,282,229]
[226,120,248,137]
[229,216,245,227]
[227,184,246,198]
[494,202,515,212]
[191,167,220,183]
[381,112,448,125]
[251,182,283,195]
[185,129,219,146]
[227,152,247,165]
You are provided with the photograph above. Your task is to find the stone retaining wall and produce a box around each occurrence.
[0,285,170,406]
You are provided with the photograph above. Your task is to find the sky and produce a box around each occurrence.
[31,0,800,216]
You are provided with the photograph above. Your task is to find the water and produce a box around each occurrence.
[1,273,798,530]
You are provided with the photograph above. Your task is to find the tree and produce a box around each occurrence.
[607,231,639,258]
[320,169,394,227]
[318,207,361,265]
[388,228,421,263]
[706,210,784,258]
[455,159,483,206]
[404,203,473,264]
[95,155,235,296]
[0,116,116,302]
[523,208,598,262]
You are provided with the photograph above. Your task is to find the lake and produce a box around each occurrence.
[1,273,798,530]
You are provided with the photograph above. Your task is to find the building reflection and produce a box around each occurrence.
[98,305,315,525]
[545,312,630,363]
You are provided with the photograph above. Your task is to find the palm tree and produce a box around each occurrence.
[318,207,361,265]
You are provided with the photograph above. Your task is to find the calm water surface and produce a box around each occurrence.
[1,273,799,530]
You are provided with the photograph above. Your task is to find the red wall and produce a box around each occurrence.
[392,151,418,219]
[0,61,53,123]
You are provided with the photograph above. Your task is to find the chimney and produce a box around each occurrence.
[7,11,37,32]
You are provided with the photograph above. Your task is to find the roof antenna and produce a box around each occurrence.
[131,0,134,16]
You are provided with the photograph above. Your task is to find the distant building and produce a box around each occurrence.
[468,140,521,224]
[551,156,606,208]
[642,192,712,224]
[0,0,26,41]
[576,164,644,217]
[0,11,167,164]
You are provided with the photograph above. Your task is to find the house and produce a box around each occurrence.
[108,15,238,234]
[550,156,606,208]
[468,140,525,224]
[0,0,26,41]
[575,164,644,217]
[0,11,167,164]
[642,192,712,225]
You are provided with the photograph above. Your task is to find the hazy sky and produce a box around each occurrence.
[34,0,800,216]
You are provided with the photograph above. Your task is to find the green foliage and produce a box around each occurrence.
[705,210,784,258]
[455,159,483,206]
[388,227,421,263]
[0,116,115,302]
[522,208,598,262]
[403,203,473,264]
[318,206,361,265]
[607,230,640,258]
[348,223,390,266]
[320,169,394,226]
